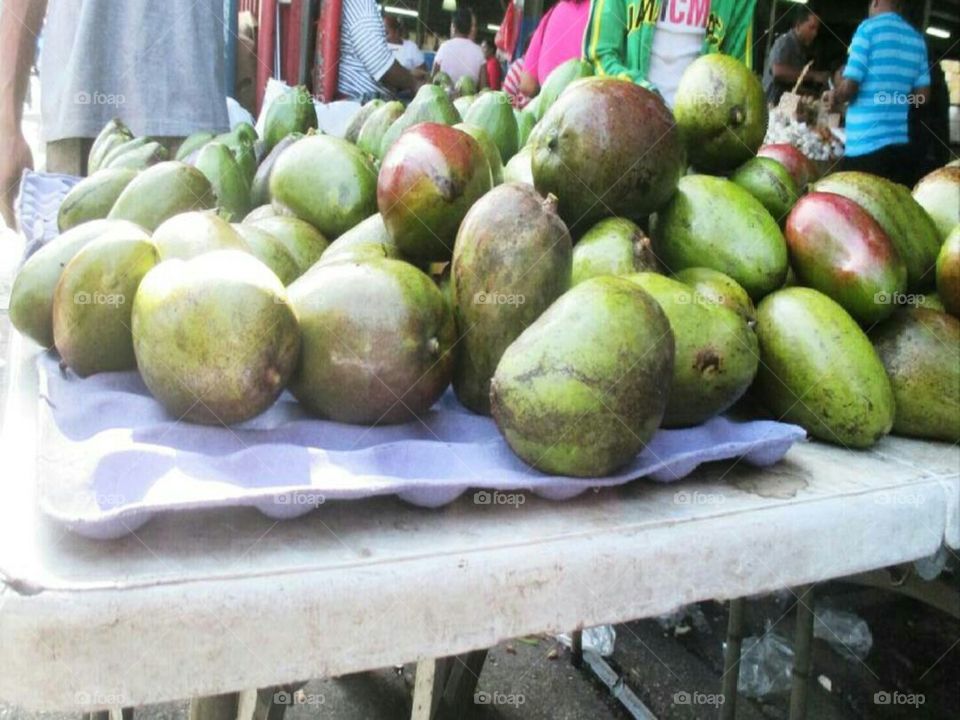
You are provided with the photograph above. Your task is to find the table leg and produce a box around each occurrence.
[82,709,131,720]
[252,684,305,720]
[570,628,584,668]
[719,597,745,720]
[410,649,489,720]
[189,693,239,720]
[788,585,815,720]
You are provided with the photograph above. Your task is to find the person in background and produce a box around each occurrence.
[480,38,502,90]
[582,0,757,108]
[517,0,590,99]
[384,16,426,76]
[338,0,421,102]
[0,0,230,226]
[433,8,485,86]
[829,0,930,187]
[763,6,830,105]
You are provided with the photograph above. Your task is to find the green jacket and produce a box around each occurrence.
[583,0,757,90]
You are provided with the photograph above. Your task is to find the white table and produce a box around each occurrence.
[1,324,957,713]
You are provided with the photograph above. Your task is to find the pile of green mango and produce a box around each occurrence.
[9,71,959,482]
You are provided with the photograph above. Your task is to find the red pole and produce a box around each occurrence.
[256,0,277,114]
[318,0,342,102]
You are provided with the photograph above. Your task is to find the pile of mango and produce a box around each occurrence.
[9,58,960,479]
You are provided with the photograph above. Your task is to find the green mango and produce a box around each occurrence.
[912,167,960,241]
[937,225,960,317]
[262,85,317,153]
[914,291,944,312]
[58,168,138,231]
[232,223,301,285]
[455,122,504,185]
[232,122,258,146]
[210,130,258,184]
[108,161,215,231]
[175,131,216,161]
[357,101,404,160]
[288,258,455,424]
[344,99,384,144]
[52,235,159,377]
[455,75,477,97]
[463,91,519,164]
[87,119,133,174]
[105,140,168,170]
[10,220,148,347]
[654,175,788,299]
[248,215,330,274]
[451,184,572,415]
[731,156,799,222]
[515,108,536,148]
[626,272,758,427]
[453,95,475,118]
[755,287,895,447]
[871,308,960,441]
[132,250,300,425]
[243,204,294,223]
[315,241,401,268]
[152,210,248,260]
[433,72,454,91]
[812,172,940,290]
[571,217,657,286]
[316,213,396,266]
[195,142,251,221]
[269,135,377,239]
[490,276,675,477]
[674,267,756,323]
[535,59,593,120]
[99,136,151,168]
[379,84,461,158]
[503,146,534,185]
[249,133,302,209]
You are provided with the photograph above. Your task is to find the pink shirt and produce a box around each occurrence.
[523,0,591,86]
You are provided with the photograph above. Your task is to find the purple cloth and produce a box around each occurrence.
[35,354,806,540]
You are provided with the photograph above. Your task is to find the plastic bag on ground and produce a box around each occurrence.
[556,625,616,657]
[814,608,872,660]
[656,603,710,635]
[735,628,795,698]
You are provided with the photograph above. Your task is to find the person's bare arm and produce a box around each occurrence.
[0,0,47,227]
[518,70,539,98]
[381,61,419,93]
[833,77,860,104]
[772,63,828,86]
[914,86,931,104]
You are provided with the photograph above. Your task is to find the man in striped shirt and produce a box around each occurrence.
[338,0,421,102]
[833,0,930,186]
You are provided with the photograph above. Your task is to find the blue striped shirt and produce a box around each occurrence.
[338,0,396,102]
[843,13,931,157]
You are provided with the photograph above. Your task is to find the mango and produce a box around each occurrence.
[755,287,894,447]
[132,250,299,424]
[453,95,475,118]
[152,211,248,261]
[377,123,491,263]
[58,168,138,231]
[195,142,251,221]
[357,101,404,159]
[535,59,593,121]
[463,91,519,163]
[515,108,536,148]
[532,78,684,228]
[915,292,945,312]
[231,223,301,284]
[455,122,504,184]
[627,272,758,427]
[490,276,675,477]
[571,217,657,286]
[207,126,258,185]
[503,146,533,185]
[316,213,399,266]
[451,184,572,414]
[243,204,293,223]
[912,167,960,241]
[108,161,215,231]
[248,215,330,274]
[105,141,168,170]
[937,225,960,316]
[87,119,132,173]
[757,143,819,190]
[344,99,384,144]
[455,75,477,97]
[674,267,756,323]
[379,84,461,158]
[262,85,317,154]
[175,131,216,161]
[99,137,152,168]
[654,175,788,299]
[731,157,799,221]
[249,133,302,208]
[785,192,907,325]
[812,172,940,290]
[287,258,455,424]
[52,235,158,376]
[10,220,148,347]
[674,55,767,173]
[871,308,960,441]
[269,135,377,239]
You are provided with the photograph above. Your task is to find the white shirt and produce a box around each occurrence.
[647,0,710,108]
[433,37,485,85]
[389,39,425,71]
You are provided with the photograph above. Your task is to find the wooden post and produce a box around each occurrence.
[719,597,744,720]
[570,628,584,668]
[189,693,240,720]
[788,586,815,720]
